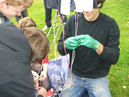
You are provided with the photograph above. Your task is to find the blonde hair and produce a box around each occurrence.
[18,17,36,28]
[22,27,50,63]
[6,0,33,8]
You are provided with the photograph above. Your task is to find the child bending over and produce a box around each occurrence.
[18,17,50,97]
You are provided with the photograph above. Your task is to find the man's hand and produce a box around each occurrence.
[31,70,40,89]
[65,36,79,50]
[76,35,99,50]
[65,35,99,50]
[39,71,47,81]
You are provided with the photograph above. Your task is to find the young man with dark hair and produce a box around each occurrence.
[58,0,120,97]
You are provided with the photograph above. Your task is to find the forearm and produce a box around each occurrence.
[96,41,119,64]
[99,46,120,64]
[96,42,104,55]
[43,63,48,73]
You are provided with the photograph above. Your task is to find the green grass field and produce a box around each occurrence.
[12,0,129,96]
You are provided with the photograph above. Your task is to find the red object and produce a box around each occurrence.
[47,89,54,97]
[40,56,48,64]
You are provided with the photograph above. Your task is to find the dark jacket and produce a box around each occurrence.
[0,12,4,17]
[46,0,76,11]
[0,12,10,22]
[0,22,35,97]
[58,13,120,78]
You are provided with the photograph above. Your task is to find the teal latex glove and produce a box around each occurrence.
[65,36,79,50]
[76,35,99,50]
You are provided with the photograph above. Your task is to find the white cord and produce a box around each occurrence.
[71,13,79,72]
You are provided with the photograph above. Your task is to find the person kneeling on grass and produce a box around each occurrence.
[57,0,120,97]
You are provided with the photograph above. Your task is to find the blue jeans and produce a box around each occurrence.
[34,89,38,97]
[61,73,111,97]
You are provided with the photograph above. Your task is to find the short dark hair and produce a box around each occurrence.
[97,0,105,8]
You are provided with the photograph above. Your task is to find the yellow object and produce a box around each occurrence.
[68,84,71,88]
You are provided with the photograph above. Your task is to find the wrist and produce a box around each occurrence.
[43,70,47,74]
[95,42,103,55]
[93,40,99,50]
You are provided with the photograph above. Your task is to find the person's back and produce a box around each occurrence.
[0,22,35,97]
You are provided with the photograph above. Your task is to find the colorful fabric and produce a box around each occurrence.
[47,54,69,90]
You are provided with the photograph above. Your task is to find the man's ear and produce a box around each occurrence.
[0,0,6,8]
[97,3,102,8]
